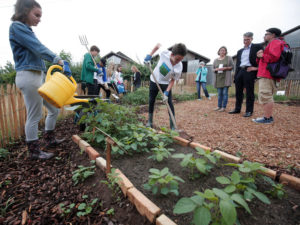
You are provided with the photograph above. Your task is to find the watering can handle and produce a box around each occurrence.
[46,65,77,86]
[46,65,63,82]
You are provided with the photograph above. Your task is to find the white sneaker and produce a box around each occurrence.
[197,98,202,101]
[112,94,119,99]
[208,97,211,100]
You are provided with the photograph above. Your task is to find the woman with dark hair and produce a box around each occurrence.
[9,0,66,160]
[213,46,234,112]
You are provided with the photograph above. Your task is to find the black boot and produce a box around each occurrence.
[146,113,153,128]
[44,130,65,148]
[27,140,54,160]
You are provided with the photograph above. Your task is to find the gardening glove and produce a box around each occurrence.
[144,54,152,64]
[97,69,103,76]
[162,91,169,103]
[63,61,72,76]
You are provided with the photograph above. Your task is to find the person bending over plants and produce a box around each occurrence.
[144,43,187,130]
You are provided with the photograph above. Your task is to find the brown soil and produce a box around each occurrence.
[142,97,300,177]
[97,144,300,225]
[0,117,152,225]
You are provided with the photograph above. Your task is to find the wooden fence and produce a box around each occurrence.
[0,84,73,148]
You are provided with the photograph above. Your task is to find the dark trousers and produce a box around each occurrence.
[149,81,174,116]
[234,68,257,113]
[95,83,111,99]
[87,82,96,95]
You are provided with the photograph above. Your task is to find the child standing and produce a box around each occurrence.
[195,61,210,100]
[144,43,187,130]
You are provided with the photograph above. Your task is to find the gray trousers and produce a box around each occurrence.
[16,70,60,142]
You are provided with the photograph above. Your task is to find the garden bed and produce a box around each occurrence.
[0,117,151,225]
[94,143,300,225]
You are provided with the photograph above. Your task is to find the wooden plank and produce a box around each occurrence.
[17,88,25,136]
[10,84,19,139]
[1,86,9,146]
[0,85,6,147]
[7,84,15,142]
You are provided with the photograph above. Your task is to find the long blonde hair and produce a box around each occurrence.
[131,65,140,73]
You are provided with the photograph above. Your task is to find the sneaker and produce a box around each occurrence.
[207,97,211,100]
[214,107,221,111]
[218,108,225,112]
[252,117,273,124]
[197,98,202,101]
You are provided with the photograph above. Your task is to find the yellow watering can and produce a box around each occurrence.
[38,65,89,108]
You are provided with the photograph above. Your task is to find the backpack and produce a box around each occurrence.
[267,40,293,79]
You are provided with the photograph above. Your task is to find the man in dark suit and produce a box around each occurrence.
[229,32,262,117]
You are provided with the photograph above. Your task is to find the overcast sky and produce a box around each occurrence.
[0,0,299,67]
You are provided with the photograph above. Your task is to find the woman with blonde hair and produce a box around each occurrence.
[213,46,234,112]
[131,65,142,90]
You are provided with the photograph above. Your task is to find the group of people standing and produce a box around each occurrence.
[196,28,285,124]
[80,46,142,99]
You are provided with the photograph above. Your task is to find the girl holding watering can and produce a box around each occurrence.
[9,0,68,160]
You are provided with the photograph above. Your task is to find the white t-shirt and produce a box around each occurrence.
[114,71,123,83]
[151,50,183,85]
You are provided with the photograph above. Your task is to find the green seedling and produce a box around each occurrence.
[0,180,11,188]
[77,198,99,217]
[59,203,75,217]
[263,176,286,199]
[143,167,184,196]
[216,170,270,204]
[106,208,115,216]
[148,142,174,162]
[174,188,251,225]
[172,149,219,179]
[72,161,96,185]
[101,168,122,201]
[0,197,14,217]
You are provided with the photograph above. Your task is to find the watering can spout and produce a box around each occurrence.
[65,97,89,105]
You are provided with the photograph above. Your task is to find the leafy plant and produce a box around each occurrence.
[59,203,75,217]
[174,188,251,225]
[72,161,96,185]
[100,168,122,201]
[0,148,10,160]
[77,198,99,217]
[0,180,11,188]
[225,161,266,180]
[172,149,220,179]
[263,176,286,199]
[106,208,115,216]
[143,167,184,196]
[148,142,174,162]
[216,170,270,204]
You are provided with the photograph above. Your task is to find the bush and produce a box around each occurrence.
[121,87,150,105]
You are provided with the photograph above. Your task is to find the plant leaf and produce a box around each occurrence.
[220,200,237,225]
[216,176,231,184]
[231,194,251,214]
[173,197,197,214]
[193,206,211,225]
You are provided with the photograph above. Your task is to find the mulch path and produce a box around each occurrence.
[0,117,152,225]
[143,97,300,177]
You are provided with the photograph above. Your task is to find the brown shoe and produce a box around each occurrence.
[44,130,65,148]
[27,140,54,160]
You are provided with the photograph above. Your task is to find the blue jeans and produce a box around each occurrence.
[217,87,229,108]
[196,82,209,99]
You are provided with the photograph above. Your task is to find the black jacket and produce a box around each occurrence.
[235,43,263,77]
